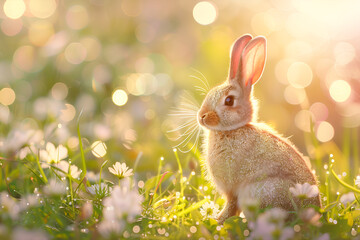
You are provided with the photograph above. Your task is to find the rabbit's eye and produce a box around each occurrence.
[224,95,235,106]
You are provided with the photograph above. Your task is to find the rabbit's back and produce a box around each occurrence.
[206,123,317,196]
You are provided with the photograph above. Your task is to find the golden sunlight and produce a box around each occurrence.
[112,89,128,106]
[316,121,334,142]
[91,141,107,158]
[287,62,313,89]
[329,80,351,103]
[193,1,217,26]
[3,0,26,19]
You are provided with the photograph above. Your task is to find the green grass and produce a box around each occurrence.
[0,122,359,240]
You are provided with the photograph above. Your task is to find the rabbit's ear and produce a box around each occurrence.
[240,36,266,86]
[228,34,252,80]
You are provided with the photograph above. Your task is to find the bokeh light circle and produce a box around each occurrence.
[3,0,26,19]
[287,62,313,88]
[0,88,16,106]
[193,1,217,25]
[316,121,334,142]
[29,0,57,19]
[329,80,351,103]
[112,89,128,106]
[91,141,107,158]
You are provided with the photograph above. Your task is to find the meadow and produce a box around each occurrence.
[0,0,360,239]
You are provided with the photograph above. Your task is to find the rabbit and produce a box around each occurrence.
[197,34,321,224]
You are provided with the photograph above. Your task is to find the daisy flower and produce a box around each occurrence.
[43,179,67,196]
[108,162,133,179]
[355,176,360,187]
[40,142,68,165]
[56,160,81,179]
[289,183,319,200]
[200,201,220,219]
[300,208,322,226]
[340,192,355,206]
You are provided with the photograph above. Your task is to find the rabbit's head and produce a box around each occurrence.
[198,34,266,131]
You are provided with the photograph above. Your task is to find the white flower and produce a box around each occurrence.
[355,176,360,187]
[40,142,68,165]
[200,201,220,219]
[102,185,143,222]
[19,194,39,211]
[87,183,112,196]
[18,145,37,160]
[0,192,20,219]
[289,183,319,199]
[108,162,133,179]
[55,160,81,179]
[12,227,48,240]
[43,179,67,196]
[300,208,322,226]
[248,208,293,240]
[317,233,330,240]
[97,220,123,238]
[0,127,42,154]
[86,171,100,183]
[340,192,355,206]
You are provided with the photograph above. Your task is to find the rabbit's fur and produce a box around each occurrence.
[197,34,321,224]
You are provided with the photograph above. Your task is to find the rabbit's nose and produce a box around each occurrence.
[201,113,207,119]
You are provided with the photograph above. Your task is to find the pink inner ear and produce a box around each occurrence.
[241,37,266,86]
[229,35,252,80]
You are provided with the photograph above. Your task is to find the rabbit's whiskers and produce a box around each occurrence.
[168,90,202,153]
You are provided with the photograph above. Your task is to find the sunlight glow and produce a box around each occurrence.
[29,0,57,19]
[0,88,16,106]
[329,80,351,103]
[3,0,26,19]
[91,141,107,158]
[112,89,128,106]
[193,1,217,25]
[294,110,314,132]
[287,62,313,88]
[316,121,334,142]
[283,86,306,105]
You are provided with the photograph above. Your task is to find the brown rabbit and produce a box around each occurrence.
[197,34,321,224]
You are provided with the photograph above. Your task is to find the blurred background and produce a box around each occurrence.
[0,0,359,179]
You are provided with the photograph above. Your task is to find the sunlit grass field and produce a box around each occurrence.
[1,0,360,239]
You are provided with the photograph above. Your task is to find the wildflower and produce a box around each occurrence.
[18,145,37,160]
[0,192,20,219]
[86,171,100,183]
[355,176,360,187]
[289,183,319,199]
[0,126,42,154]
[300,208,321,226]
[340,192,355,206]
[200,201,220,219]
[317,233,330,240]
[12,227,48,240]
[247,208,294,240]
[56,160,81,179]
[40,142,68,165]
[102,185,143,222]
[108,162,133,179]
[19,194,39,211]
[97,220,123,238]
[87,183,112,197]
[43,179,67,196]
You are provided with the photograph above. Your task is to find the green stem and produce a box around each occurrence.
[68,174,75,213]
[77,119,87,178]
[330,166,360,194]
[36,150,48,183]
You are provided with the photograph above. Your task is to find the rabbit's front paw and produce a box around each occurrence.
[217,201,238,225]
